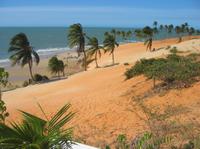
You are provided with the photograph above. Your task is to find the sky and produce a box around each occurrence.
[0,0,200,27]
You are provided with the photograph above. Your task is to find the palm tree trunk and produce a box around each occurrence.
[58,72,60,78]
[83,50,87,71]
[112,51,115,65]
[28,61,34,80]
[95,52,98,68]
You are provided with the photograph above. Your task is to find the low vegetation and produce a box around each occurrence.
[0,68,9,124]
[125,50,200,89]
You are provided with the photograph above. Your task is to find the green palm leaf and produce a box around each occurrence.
[0,103,74,149]
[8,33,40,80]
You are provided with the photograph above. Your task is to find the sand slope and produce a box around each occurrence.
[3,36,200,147]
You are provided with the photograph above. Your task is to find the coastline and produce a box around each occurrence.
[3,49,82,87]
[2,35,200,88]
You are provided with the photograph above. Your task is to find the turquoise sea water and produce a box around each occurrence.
[0,27,178,66]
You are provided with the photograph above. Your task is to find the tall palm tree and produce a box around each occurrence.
[103,34,119,65]
[8,33,40,80]
[87,37,102,68]
[0,103,75,148]
[68,23,87,71]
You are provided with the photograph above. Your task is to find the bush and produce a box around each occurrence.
[34,74,43,82]
[125,53,200,88]
[22,81,29,87]
[170,47,178,54]
[33,74,49,82]
[42,75,49,81]
[124,62,129,66]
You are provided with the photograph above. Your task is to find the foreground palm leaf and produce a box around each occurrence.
[8,33,40,80]
[0,103,75,149]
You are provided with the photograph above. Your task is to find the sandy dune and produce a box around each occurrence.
[3,36,200,147]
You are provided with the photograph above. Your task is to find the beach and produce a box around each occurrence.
[2,36,200,147]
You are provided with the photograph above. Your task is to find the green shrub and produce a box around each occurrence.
[33,74,49,82]
[42,75,49,81]
[116,134,129,149]
[0,99,9,123]
[34,74,43,82]
[124,62,129,66]
[170,47,178,54]
[125,53,200,88]
[22,80,29,87]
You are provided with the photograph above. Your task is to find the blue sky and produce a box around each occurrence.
[0,0,200,27]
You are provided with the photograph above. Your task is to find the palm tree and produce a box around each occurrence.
[104,31,109,36]
[121,31,126,40]
[168,24,174,33]
[188,27,195,36]
[196,29,200,35]
[0,103,75,148]
[175,26,182,42]
[103,34,119,64]
[134,29,143,39]
[87,37,102,68]
[159,24,164,31]
[8,33,40,80]
[111,29,117,37]
[126,31,132,40]
[164,25,169,31]
[117,31,121,36]
[135,26,157,51]
[142,26,154,51]
[153,21,158,28]
[68,23,87,71]
[48,56,65,77]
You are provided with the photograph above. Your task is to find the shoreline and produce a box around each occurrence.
[3,49,82,87]
[2,35,200,88]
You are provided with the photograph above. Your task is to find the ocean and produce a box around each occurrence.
[0,27,178,66]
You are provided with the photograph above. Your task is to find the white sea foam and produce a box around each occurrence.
[0,47,73,67]
[0,59,10,67]
[36,47,72,55]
